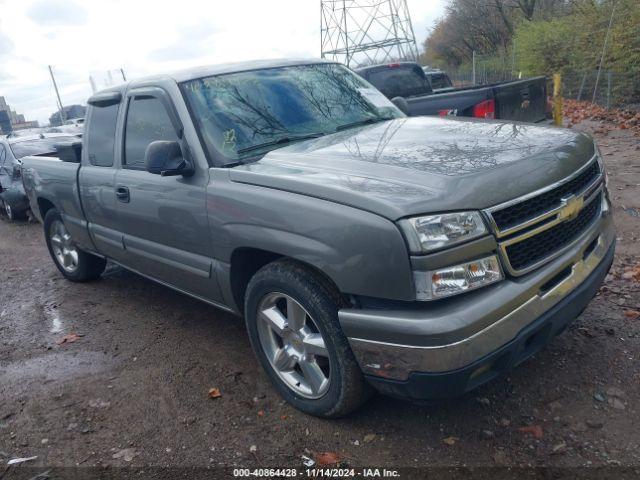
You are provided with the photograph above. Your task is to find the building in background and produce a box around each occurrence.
[49,104,86,127]
[0,96,38,134]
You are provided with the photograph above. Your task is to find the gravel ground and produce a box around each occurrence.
[0,121,638,474]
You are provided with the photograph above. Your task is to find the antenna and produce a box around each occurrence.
[320,0,419,68]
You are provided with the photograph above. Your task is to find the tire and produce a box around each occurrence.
[245,259,372,418]
[44,208,106,282]
[4,201,13,220]
[4,202,26,221]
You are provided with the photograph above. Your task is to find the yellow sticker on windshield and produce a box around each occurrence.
[222,129,237,152]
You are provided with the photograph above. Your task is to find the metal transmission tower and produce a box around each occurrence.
[320,0,419,68]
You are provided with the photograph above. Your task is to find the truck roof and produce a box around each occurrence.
[88,58,337,101]
[354,61,421,74]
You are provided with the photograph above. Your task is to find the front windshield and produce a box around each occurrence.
[182,63,403,161]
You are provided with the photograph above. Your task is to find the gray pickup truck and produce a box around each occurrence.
[21,59,615,418]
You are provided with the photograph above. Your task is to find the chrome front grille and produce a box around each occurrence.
[491,161,600,232]
[505,192,602,271]
[485,155,604,276]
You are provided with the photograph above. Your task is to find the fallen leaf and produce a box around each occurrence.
[56,333,83,345]
[623,310,640,320]
[363,433,376,443]
[315,451,341,466]
[257,410,265,417]
[563,100,640,138]
[518,425,544,439]
[112,448,138,462]
[208,388,221,399]
[7,456,38,465]
[442,436,459,446]
[280,415,288,421]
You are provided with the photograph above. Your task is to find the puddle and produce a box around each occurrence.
[44,304,63,334]
[0,351,115,386]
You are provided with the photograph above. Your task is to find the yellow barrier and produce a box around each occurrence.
[553,73,563,126]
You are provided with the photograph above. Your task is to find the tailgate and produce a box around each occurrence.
[494,77,547,123]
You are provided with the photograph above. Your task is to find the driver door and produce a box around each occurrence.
[114,89,223,303]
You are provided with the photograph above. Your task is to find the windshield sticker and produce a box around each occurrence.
[222,129,237,152]
[358,88,391,108]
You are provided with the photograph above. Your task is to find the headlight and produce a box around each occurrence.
[413,255,503,300]
[400,211,487,253]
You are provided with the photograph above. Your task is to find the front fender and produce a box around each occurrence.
[208,178,415,302]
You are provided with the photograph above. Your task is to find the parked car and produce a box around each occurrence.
[21,59,614,417]
[64,117,85,127]
[0,133,79,220]
[355,62,548,123]
[45,124,84,138]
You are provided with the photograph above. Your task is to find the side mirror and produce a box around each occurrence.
[391,96,410,115]
[144,140,193,177]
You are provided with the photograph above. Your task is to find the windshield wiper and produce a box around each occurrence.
[335,117,395,132]
[236,132,324,155]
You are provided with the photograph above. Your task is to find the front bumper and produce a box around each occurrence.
[339,209,615,399]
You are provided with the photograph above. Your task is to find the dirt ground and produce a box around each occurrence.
[0,120,639,475]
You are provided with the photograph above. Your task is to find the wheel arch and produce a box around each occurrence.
[229,246,343,315]
[37,196,57,223]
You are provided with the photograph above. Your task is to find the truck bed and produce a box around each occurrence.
[21,155,83,224]
[356,63,548,123]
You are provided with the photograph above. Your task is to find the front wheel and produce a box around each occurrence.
[44,209,106,282]
[245,259,372,418]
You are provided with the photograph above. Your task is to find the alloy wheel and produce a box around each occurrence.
[50,219,79,273]
[256,292,331,399]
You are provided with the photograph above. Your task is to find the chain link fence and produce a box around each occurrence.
[436,56,638,111]
[561,71,639,109]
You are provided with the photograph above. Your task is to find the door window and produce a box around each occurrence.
[86,103,120,167]
[124,97,178,170]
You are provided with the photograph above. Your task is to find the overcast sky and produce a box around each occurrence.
[0,0,446,124]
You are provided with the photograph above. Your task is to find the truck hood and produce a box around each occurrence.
[229,116,596,220]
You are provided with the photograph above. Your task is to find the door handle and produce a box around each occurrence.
[115,185,130,203]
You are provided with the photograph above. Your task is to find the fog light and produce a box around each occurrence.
[414,255,503,300]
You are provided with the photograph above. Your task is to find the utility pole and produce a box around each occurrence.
[120,68,127,82]
[472,50,476,85]
[593,0,617,104]
[48,65,66,124]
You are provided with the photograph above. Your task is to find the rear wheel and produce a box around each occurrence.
[44,209,106,282]
[245,259,371,417]
[5,202,14,220]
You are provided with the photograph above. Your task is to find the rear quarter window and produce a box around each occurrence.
[86,104,119,167]
[367,66,430,99]
[429,73,453,89]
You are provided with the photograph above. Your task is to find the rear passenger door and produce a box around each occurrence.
[114,88,223,303]
[79,97,125,259]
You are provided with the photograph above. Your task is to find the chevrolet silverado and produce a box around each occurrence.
[21,59,614,417]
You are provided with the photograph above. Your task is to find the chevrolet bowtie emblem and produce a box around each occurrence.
[558,194,584,221]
